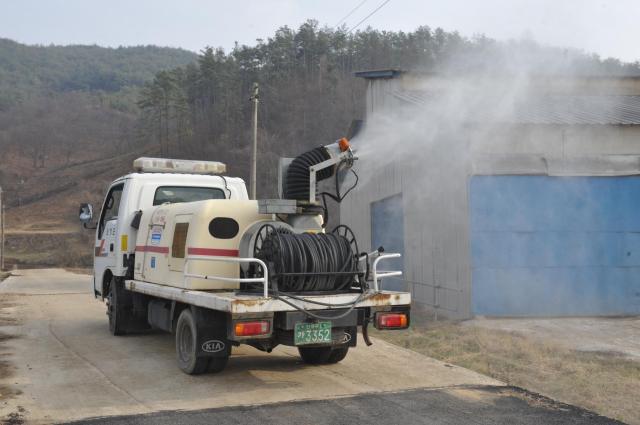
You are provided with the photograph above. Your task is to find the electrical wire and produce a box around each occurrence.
[347,0,393,33]
[273,292,367,320]
[319,162,359,227]
[335,0,369,28]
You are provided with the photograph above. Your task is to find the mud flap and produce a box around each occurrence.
[342,326,358,347]
[192,307,232,358]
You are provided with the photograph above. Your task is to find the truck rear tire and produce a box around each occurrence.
[298,346,332,364]
[327,345,349,364]
[175,309,211,375]
[299,345,350,365]
[107,277,132,336]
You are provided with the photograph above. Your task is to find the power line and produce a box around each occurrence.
[335,0,368,28]
[347,0,393,33]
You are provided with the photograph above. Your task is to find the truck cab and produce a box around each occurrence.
[83,158,246,298]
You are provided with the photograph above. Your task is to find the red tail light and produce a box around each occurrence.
[376,313,408,329]
[235,320,271,337]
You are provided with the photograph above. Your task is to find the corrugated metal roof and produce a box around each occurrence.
[391,90,640,125]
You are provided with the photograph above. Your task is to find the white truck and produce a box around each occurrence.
[80,141,411,374]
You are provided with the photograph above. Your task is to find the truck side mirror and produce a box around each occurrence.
[79,203,94,228]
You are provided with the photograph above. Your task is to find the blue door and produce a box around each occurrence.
[371,194,405,291]
[470,175,640,316]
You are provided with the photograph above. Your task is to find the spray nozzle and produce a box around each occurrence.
[338,137,350,152]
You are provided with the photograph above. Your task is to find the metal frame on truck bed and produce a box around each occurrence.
[125,252,409,314]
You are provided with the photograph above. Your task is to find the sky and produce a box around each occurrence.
[2,0,639,62]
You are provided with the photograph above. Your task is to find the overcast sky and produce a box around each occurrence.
[2,0,639,62]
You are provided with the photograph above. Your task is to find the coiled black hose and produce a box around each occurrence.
[284,146,333,201]
[256,228,359,292]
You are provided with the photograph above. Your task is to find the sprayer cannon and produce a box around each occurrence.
[282,138,357,205]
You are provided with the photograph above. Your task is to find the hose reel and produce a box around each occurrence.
[250,224,362,293]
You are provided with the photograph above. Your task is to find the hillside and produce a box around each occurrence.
[0,39,197,267]
[0,38,197,109]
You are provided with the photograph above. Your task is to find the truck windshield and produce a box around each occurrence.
[153,186,226,206]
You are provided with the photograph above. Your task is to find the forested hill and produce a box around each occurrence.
[0,38,197,109]
[0,38,198,267]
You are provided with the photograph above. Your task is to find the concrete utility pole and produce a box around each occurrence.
[0,186,4,271]
[250,82,259,200]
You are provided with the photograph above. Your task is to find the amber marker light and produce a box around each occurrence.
[338,137,350,152]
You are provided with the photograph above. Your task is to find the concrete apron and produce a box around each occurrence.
[0,269,501,424]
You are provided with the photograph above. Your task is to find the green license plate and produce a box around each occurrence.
[294,321,332,345]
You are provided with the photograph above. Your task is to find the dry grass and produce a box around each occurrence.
[373,322,640,425]
[5,231,93,268]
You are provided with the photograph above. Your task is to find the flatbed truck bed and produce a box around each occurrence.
[125,279,411,314]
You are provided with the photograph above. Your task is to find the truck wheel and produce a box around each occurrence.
[175,309,210,375]
[298,346,332,364]
[327,345,349,364]
[107,277,130,336]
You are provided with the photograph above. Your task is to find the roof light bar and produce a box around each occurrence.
[133,157,226,175]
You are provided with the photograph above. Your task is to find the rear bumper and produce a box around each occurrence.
[236,305,411,348]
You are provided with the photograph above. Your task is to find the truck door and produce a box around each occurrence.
[94,183,124,294]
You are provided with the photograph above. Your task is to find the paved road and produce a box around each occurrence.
[67,386,620,425]
[0,269,620,424]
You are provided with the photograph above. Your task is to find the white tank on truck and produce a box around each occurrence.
[79,139,411,375]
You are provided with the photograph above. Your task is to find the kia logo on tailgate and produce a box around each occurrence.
[202,340,225,353]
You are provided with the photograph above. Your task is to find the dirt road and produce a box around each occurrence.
[0,270,621,424]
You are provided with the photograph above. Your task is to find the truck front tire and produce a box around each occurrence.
[175,309,214,375]
[107,277,132,336]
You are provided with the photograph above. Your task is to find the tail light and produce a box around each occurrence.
[234,320,271,337]
[376,313,408,329]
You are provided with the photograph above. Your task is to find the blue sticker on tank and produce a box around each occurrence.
[151,232,162,244]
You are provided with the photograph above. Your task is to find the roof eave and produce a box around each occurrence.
[354,69,404,80]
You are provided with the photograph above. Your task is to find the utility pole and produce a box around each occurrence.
[250,82,259,200]
[0,186,4,271]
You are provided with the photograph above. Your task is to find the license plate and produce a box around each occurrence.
[294,321,332,345]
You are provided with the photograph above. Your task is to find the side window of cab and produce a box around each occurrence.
[98,183,124,239]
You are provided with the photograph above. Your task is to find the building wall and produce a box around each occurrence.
[343,74,640,319]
